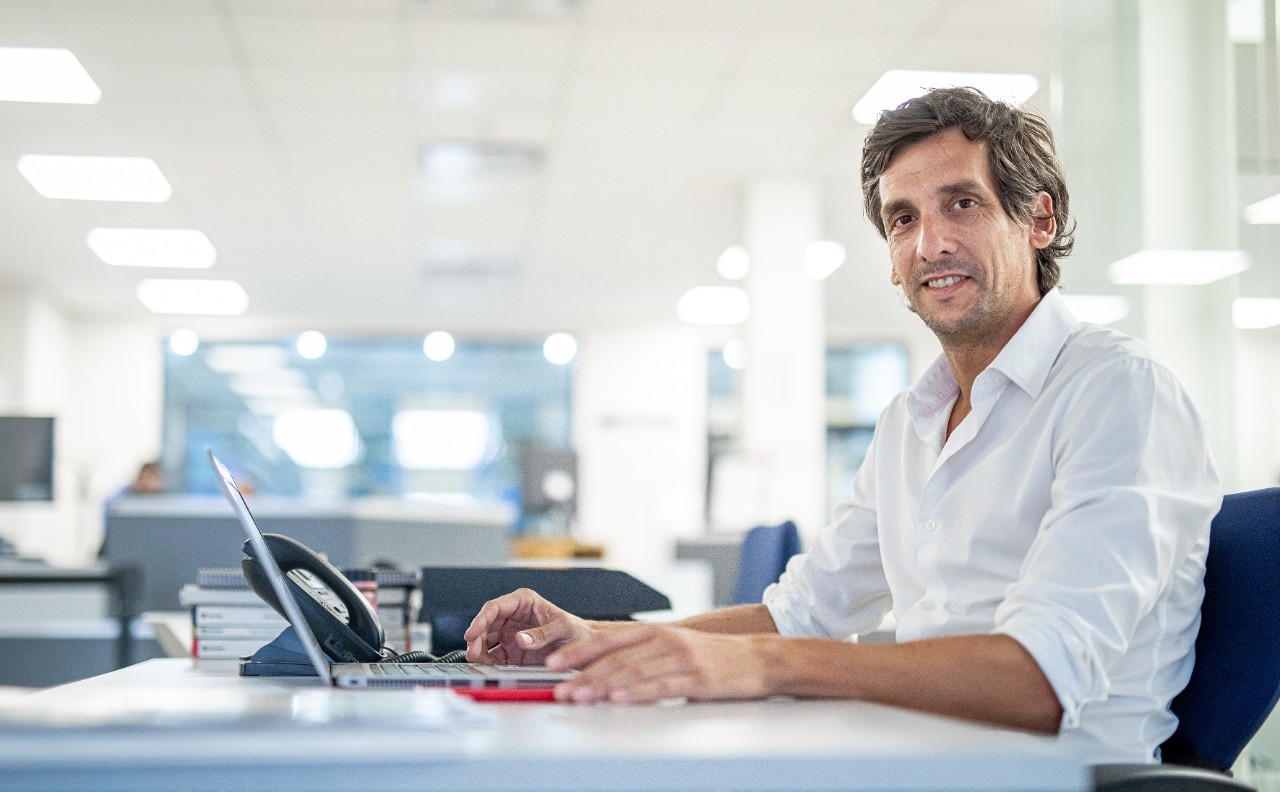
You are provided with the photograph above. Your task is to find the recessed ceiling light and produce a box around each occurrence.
[0,47,101,104]
[168,329,200,356]
[1243,193,1280,224]
[1108,249,1249,286]
[423,331,456,362]
[86,228,216,268]
[805,240,847,280]
[296,331,327,360]
[17,154,172,202]
[543,332,577,365]
[716,246,750,281]
[722,339,749,370]
[677,286,750,325]
[1233,298,1280,330]
[1062,294,1130,325]
[852,70,1040,125]
[136,279,249,315]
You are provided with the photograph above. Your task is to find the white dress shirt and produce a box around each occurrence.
[762,288,1222,763]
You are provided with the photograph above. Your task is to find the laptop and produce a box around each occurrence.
[207,448,574,691]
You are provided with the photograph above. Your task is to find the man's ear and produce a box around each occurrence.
[1029,191,1056,250]
[890,264,902,286]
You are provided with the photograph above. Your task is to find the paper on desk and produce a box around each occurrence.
[0,686,497,730]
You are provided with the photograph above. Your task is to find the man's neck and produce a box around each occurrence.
[942,345,998,441]
[937,301,1040,440]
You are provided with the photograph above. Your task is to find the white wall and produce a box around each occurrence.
[0,286,163,565]
[573,322,708,570]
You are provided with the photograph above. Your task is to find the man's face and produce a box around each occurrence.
[877,127,1053,349]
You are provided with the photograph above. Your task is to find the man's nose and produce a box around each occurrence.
[915,215,956,262]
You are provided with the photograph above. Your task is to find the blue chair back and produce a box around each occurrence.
[731,520,802,605]
[1161,488,1280,771]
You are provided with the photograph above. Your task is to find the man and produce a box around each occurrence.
[464,87,1221,762]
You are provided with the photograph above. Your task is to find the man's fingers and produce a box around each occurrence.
[515,615,577,651]
[545,624,653,671]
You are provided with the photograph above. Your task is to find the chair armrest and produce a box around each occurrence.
[1092,763,1255,792]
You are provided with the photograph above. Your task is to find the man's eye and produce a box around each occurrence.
[954,198,976,209]
[891,214,914,228]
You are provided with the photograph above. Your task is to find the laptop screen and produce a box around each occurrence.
[207,448,334,684]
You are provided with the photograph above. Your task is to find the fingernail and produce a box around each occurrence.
[518,632,533,646]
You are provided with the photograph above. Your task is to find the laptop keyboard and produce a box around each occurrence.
[369,663,487,679]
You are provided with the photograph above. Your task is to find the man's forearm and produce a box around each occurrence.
[675,603,779,634]
[753,632,1063,734]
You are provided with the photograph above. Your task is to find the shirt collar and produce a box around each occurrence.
[906,288,1078,421]
[985,288,1076,400]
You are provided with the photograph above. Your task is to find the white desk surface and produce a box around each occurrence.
[0,658,1088,792]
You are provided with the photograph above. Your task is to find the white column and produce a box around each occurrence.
[1053,0,1240,488]
[740,181,827,537]
[1137,0,1239,487]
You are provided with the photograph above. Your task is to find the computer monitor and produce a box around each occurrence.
[518,443,576,518]
[0,416,54,502]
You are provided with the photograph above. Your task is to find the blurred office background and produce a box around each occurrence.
[0,0,1279,669]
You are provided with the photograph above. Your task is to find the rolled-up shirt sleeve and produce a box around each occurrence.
[992,356,1220,728]
[764,434,893,640]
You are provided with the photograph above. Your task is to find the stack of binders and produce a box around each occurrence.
[367,569,421,654]
[180,568,286,660]
[179,567,423,659]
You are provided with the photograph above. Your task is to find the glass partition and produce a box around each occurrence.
[161,337,573,504]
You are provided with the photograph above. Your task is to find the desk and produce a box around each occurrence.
[0,562,140,669]
[0,659,1087,792]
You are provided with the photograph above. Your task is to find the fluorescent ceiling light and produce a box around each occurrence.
[1243,193,1280,224]
[716,246,750,281]
[1062,294,1131,325]
[136,279,249,315]
[1228,0,1266,43]
[273,409,361,469]
[0,47,101,104]
[229,378,315,401]
[543,332,577,365]
[17,154,172,202]
[394,409,492,470]
[805,240,847,280]
[677,286,750,325]
[86,228,215,268]
[205,345,289,374]
[1108,249,1249,286]
[853,70,1039,125]
[1233,298,1280,330]
[296,331,327,360]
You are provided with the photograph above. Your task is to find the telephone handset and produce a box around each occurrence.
[241,533,385,663]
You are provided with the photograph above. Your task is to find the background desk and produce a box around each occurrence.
[0,658,1087,792]
[104,495,513,612]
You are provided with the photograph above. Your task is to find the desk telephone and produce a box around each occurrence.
[241,533,461,667]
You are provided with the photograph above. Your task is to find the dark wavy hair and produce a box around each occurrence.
[860,87,1074,295]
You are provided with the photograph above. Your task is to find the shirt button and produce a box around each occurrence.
[925,520,937,531]
[922,601,936,612]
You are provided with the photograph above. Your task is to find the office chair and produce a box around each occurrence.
[1095,487,1280,792]
[731,520,802,605]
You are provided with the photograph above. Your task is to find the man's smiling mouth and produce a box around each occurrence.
[925,275,966,289]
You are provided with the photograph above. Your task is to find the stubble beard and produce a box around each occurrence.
[901,263,1000,346]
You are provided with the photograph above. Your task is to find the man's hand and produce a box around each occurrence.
[463,588,594,665]
[546,624,770,704]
